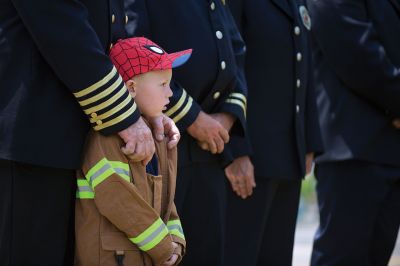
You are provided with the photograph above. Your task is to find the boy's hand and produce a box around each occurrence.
[187,111,229,154]
[119,116,155,166]
[160,242,179,266]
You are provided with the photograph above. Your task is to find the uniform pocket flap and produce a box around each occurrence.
[101,232,139,251]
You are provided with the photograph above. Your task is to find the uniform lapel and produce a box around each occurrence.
[270,0,294,19]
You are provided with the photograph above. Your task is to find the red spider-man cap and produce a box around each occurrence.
[109,37,192,82]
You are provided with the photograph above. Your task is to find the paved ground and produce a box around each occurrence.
[292,205,400,266]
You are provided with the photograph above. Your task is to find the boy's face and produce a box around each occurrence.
[128,69,173,118]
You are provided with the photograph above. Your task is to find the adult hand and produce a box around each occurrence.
[187,111,229,154]
[210,112,236,133]
[392,118,400,129]
[160,242,179,266]
[148,114,181,149]
[306,152,314,175]
[118,116,155,166]
[225,156,256,199]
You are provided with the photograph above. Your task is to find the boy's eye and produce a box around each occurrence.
[161,82,167,87]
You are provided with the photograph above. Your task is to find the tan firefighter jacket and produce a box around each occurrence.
[75,130,185,266]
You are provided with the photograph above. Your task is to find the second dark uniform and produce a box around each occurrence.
[226,0,322,265]
[125,0,248,265]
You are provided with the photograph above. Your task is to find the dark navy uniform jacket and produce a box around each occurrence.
[228,0,323,179]
[0,0,141,169]
[125,0,249,166]
[307,0,400,167]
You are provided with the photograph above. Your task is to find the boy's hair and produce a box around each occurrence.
[109,37,192,82]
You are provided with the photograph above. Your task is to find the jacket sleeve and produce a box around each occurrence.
[307,0,400,117]
[11,0,140,135]
[218,6,248,136]
[166,203,186,265]
[78,134,173,264]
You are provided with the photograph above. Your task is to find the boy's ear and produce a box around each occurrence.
[126,79,137,96]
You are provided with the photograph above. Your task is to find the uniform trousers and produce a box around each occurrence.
[311,160,400,266]
[224,177,301,266]
[0,159,76,266]
[174,161,227,266]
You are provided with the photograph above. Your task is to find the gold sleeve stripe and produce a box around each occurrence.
[78,76,123,107]
[83,85,127,115]
[165,90,187,117]
[225,99,246,116]
[94,102,137,131]
[89,94,132,123]
[173,97,193,123]
[229,93,247,104]
[74,67,117,98]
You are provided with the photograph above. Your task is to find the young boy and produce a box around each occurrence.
[75,37,192,266]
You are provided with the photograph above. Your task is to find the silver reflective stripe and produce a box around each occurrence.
[168,224,183,234]
[136,223,166,248]
[78,186,94,193]
[90,163,112,183]
[115,168,130,177]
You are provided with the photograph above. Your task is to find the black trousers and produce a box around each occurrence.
[311,160,400,266]
[224,178,301,266]
[174,161,227,266]
[0,159,76,266]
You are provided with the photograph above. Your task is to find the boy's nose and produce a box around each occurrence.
[166,86,173,97]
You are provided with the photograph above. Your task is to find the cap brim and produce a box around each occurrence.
[169,49,193,68]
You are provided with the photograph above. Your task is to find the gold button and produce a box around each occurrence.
[90,113,97,118]
[213,91,221,99]
[111,14,115,24]
[294,26,301,35]
[96,120,103,125]
[210,2,216,10]
[125,15,129,24]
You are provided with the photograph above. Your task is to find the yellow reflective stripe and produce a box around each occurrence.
[76,179,95,199]
[130,218,169,251]
[83,85,128,115]
[89,95,132,123]
[85,158,130,188]
[109,161,130,182]
[94,102,137,131]
[78,76,123,107]
[76,191,95,199]
[228,93,247,104]
[74,67,117,98]
[225,99,247,117]
[173,97,193,123]
[165,90,187,117]
[167,220,185,240]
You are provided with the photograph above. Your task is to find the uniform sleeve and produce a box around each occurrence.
[305,27,323,154]
[164,80,202,131]
[77,134,173,264]
[11,0,140,135]
[218,6,248,136]
[307,0,400,117]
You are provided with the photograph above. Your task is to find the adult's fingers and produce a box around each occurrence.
[208,139,218,154]
[150,116,165,142]
[214,135,225,154]
[219,128,230,144]
[198,141,210,151]
[225,168,238,193]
